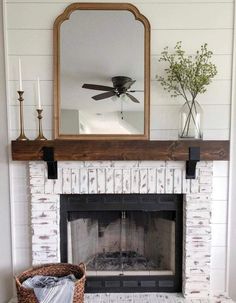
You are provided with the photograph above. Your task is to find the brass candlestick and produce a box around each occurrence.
[35,109,47,140]
[16,90,29,141]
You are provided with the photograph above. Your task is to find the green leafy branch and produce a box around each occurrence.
[157,41,217,102]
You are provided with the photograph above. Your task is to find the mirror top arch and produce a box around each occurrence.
[53,3,150,140]
[53,3,151,27]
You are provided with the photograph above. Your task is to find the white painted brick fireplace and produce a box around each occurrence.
[29,160,213,298]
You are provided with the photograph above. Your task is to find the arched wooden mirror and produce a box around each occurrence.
[53,3,150,140]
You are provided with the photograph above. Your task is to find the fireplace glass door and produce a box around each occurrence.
[68,210,175,276]
[60,194,182,292]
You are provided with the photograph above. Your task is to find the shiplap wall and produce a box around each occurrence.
[4,0,232,294]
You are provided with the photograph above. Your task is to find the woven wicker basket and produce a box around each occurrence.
[15,263,86,303]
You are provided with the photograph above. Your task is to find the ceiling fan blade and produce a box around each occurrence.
[92,91,116,100]
[128,90,144,92]
[126,93,140,103]
[82,84,114,91]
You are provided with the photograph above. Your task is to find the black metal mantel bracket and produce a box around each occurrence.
[42,146,58,179]
[186,147,200,179]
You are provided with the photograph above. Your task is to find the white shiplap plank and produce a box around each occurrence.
[150,104,231,130]
[8,53,231,83]
[9,80,53,106]
[8,56,53,81]
[11,130,52,141]
[152,29,233,56]
[211,200,227,224]
[7,3,233,30]
[136,3,233,30]
[6,0,234,3]
[151,80,231,106]
[8,29,53,55]
[202,105,231,130]
[7,3,67,29]
[9,28,233,57]
[202,130,230,140]
[10,105,53,131]
[150,129,178,141]
[213,161,229,177]
[153,54,232,81]
[150,105,179,130]
[150,129,230,141]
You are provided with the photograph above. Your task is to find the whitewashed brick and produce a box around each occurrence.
[80,168,88,194]
[174,169,182,193]
[157,167,165,193]
[62,168,72,194]
[106,169,114,193]
[53,168,62,194]
[88,169,97,194]
[97,168,106,194]
[182,170,191,194]
[29,162,45,177]
[140,169,148,193]
[114,169,123,194]
[30,177,44,187]
[148,168,156,193]
[166,168,174,193]
[44,168,54,194]
[29,160,214,298]
[122,169,131,194]
[71,168,80,194]
[131,168,140,193]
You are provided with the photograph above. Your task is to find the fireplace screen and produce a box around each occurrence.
[60,194,182,292]
[68,211,175,276]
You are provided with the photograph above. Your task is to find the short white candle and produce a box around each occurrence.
[37,77,42,109]
[18,58,23,91]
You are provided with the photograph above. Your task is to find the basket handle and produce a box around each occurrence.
[79,263,86,274]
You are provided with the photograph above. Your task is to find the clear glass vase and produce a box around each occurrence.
[179,100,203,139]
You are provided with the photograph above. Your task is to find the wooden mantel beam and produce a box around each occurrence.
[11,140,230,161]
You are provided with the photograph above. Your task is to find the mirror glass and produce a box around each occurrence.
[55,5,150,138]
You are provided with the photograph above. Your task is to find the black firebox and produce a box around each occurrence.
[60,194,183,293]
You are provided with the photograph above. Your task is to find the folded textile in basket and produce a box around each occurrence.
[22,274,76,303]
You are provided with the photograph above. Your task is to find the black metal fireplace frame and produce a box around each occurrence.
[60,194,183,293]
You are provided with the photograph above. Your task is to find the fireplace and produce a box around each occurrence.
[30,160,212,298]
[60,194,183,292]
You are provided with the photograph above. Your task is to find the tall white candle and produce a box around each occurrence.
[18,58,23,91]
[37,77,41,109]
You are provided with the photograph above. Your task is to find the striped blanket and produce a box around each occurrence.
[22,274,76,303]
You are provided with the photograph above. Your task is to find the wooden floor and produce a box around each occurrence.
[9,292,234,303]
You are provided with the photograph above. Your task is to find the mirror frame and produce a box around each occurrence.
[53,3,150,140]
